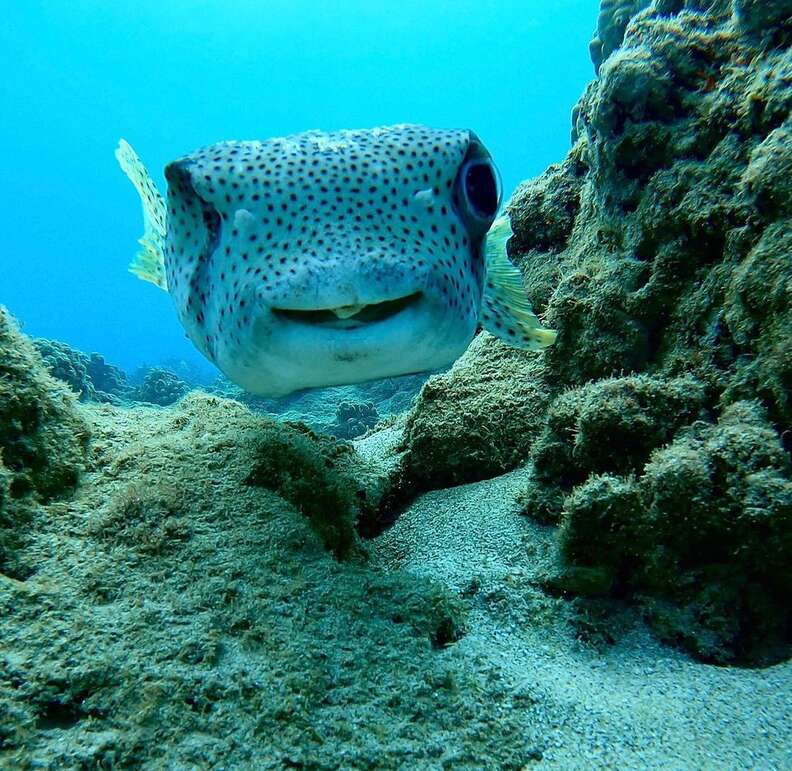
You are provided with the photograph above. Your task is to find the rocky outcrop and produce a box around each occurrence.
[386,1,791,663]
[0,309,88,576]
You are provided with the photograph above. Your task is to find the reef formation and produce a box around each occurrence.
[1,0,790,767]
[33,338,128,404]
[33,336,424,438]
[381,0,792,665]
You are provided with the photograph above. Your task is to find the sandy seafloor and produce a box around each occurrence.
[360,429,792,769]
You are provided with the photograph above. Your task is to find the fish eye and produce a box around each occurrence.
[463,159,500,220]
[454,139,502,242]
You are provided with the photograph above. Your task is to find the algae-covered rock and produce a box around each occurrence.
[733,0,792,38]
[0,309,88,577]
[393,334,551,500]
[511,3,791,441]
[208,372,425,438]
[244,418,366,557]
[519,0,792,665]
[0,309,87,502]
[0,392,561,768]
[525,375,706,522]
[552,402,792,664]
[539,5,792,421]
[508,151,587,256]
[589,0,652,74]
[0,461,21,573]
[0,463,10,513]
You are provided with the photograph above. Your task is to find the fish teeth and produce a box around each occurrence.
[331,304,366,319]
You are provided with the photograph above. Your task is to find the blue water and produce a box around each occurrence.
[0,0,596,374]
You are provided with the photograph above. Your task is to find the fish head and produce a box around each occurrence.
[162,125,501,396]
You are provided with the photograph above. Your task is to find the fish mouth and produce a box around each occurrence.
[272,292,422,329]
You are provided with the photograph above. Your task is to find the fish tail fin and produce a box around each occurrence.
[480,215,557,350]
[115,139,168,290]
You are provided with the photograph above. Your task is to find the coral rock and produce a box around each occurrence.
[131,367,191,406]
[0,309,87,502]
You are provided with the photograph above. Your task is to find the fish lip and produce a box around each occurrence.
[270,292,423,329]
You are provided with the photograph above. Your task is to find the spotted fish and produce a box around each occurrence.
[116,125,555,397]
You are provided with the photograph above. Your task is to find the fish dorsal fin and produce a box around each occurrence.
[480,215,557,350]
[115,139,168,290]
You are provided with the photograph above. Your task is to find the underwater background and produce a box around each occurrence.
[1,1,791,768]
[1,0,595,374]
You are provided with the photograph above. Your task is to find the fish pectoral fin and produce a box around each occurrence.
[480,215,557,350]
[115,139,168,291]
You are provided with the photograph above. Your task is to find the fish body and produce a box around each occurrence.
[117,125,555,397]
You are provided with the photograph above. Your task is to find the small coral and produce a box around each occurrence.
[34,338,127,403]
[740,125,792,217]
[328,400,380,440]
[132,367,190,406]
[87,353,127,399]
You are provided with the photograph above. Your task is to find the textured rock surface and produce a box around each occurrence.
[0,309,88,576]
[0,393,554,769]
[386,334,551,512]
[526,1,792,664]
[555,401,792,663]
[0,311,87,500]
[390,1,791,663]
[521,374,707,523]
[589,0,652,73]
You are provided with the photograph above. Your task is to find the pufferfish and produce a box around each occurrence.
[116,124,555,397]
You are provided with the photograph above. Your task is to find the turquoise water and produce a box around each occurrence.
[0,0,596,373]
